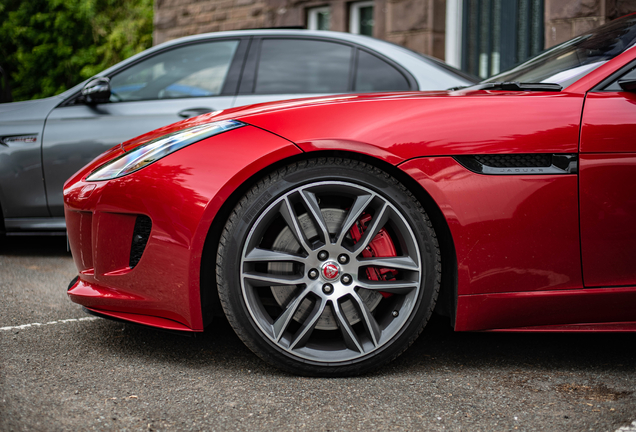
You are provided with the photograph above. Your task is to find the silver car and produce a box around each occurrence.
[0,29,475,235]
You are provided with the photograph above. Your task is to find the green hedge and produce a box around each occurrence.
[0,0,153,102]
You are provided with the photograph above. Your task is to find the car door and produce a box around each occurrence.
[579,63,636,287]
[232,37,412,108]
[42,38,248,217]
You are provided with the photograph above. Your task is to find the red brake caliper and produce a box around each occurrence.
[348,213,398,298]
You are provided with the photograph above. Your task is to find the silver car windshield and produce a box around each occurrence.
[485,13,636,87]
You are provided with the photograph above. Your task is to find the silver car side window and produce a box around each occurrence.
[109,40,240,102]
[354,50,410,92]
[255,39,352,94]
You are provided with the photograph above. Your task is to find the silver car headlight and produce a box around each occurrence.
[86,119,245,181]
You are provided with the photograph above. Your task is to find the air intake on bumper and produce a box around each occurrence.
[129,215,152,268]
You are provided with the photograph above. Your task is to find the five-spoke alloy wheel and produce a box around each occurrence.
[217,159,440,376]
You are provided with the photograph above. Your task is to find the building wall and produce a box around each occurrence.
[154,0,445,58]
[154,0,636,60]
[383,0,447,59]
[154,0,268,45]
[545,0,636,47]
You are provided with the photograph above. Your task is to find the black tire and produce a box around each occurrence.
[216,158,441,376]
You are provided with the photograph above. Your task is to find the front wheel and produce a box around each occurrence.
[216,158,441,376]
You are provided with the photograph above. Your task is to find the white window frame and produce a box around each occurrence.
[349,1,374,35]
[308,6,331,31]
[445,0,463,69]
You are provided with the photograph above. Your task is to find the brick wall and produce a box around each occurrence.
[383,0,445,59]
[154,0,268,45]
[154,0,636,59]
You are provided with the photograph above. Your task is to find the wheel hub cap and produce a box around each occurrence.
[321,261,340,281]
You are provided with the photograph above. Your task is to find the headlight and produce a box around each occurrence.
[86,119,246,181]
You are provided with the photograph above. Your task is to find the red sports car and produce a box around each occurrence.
[65,14,636,376]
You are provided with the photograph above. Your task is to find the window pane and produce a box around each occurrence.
[317,11,330,30]
[488,14,636,86]
[461,0,544,79]
[355,51,409,91]
[359,6,374,36]
[308,7,331,30]
[255,39,352,94]
[110,40,239,102]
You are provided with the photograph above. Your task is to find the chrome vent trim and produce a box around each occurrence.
[454,154,577,175]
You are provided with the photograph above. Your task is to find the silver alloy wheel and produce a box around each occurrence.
[240,181,423,363]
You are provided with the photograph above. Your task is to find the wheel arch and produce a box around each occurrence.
[199,149,457,328]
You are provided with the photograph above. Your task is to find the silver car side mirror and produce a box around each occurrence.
[82,77,111,104]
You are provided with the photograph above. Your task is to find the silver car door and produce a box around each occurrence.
[0,97,61,224]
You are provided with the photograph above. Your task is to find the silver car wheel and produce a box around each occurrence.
[240,180,423,363]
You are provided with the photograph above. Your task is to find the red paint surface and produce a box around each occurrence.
[579,154,636,286]
[455,286,636,331]
[85,306,194,332]
[581,92,636,153]
[485,322,636,332]
[399,157,582,295]
[579,89,636,287]
[237,91,583,160]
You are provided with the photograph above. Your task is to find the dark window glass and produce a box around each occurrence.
[255,39,352,94]
[462,0,544,79]
[488,13,636,87]
[359,6,374,36]
[109,40,239,102]
[354,51,409,91]
[318,11,330,30]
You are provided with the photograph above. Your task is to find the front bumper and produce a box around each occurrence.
[63,125,302,331]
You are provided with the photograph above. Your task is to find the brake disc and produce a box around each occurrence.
[268,209,382,331]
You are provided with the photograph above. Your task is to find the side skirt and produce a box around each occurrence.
[455,286,636,331]
[483,322,636,332]
[5,217,66,234]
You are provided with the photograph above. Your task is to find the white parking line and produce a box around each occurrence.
[0,317,99,332]
[617,421,636,432]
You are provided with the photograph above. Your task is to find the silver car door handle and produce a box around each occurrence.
[178,108,215,118]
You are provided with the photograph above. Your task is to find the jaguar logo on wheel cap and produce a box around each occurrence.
[321,262,340,280]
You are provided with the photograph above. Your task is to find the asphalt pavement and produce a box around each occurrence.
[1,236,635,431]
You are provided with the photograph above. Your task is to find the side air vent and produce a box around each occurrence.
[455,154,577,175]
[473,154,552,168]
[129,215,152,268]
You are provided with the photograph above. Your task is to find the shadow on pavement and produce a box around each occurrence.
[75,311,636,379]
[0,234,71,257]
[398,315,636,374]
